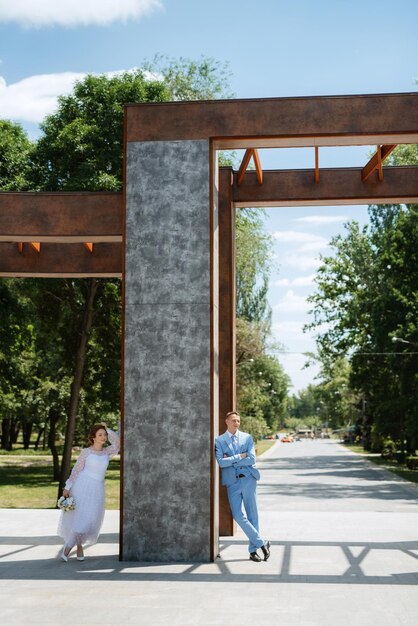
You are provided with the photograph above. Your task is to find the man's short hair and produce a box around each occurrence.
[226,411,241,419]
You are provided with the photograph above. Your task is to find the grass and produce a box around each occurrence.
[0,438,277,509]
[255,439,276,456]
[343,443,418,486]
[0,446,64,456]
[0,457,120,509]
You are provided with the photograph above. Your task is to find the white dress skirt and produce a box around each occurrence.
[58,429,120,548]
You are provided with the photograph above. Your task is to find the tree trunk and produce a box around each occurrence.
[10,418,20,445]
[48,410,61,482]
[34,427,45,451]
[1,417,11,450]
[58,278,98,499]
[11,419,20,445]
[22,421,33,449]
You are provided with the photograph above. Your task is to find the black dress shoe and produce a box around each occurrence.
[249,551,262,562]
[261,540,271,561]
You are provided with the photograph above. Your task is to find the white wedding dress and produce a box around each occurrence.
[58,429,120,548]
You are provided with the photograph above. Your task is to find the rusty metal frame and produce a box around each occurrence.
[0,191,123,277]
[361,145,397,182]
[125,93,418,147]
[237,148,263,186]
[1,93,418,556]
[233,166,418,207]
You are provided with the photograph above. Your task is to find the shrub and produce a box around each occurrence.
[381,438,397,459]
[406,456,418,470]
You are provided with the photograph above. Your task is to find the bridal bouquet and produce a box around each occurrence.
[57,496,76,512]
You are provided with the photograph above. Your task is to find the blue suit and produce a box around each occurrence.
[215,430,265,553]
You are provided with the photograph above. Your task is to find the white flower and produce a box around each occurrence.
[57,496,76,511]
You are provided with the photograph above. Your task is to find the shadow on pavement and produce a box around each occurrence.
[258,481,418,501]
[1,533,417,586]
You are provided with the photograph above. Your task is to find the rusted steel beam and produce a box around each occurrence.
[232,166,418,207]
[252,149,263,185]
[361,144,397,182]
[377,145,383,181]
[125,93,418,148]
[218,167,235,537]
[237,149,254,186]
[30,242,41,253]
[0,192,123,242]
[0,242,122,277]
[237,149,263,186]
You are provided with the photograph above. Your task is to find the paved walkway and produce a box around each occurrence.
[1,439,418,625]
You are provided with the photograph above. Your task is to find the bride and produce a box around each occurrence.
[58,423,120,561]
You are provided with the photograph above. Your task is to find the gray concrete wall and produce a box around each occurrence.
[123,139,216,562]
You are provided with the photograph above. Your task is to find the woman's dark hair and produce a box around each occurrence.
[87,424,108,446]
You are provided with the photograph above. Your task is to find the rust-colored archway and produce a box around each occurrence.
[1,92,418,561]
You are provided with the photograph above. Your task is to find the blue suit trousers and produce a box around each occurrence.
[227,475,264,553]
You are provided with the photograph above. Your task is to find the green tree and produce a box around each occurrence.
[307,190,418,451]
[0,120,33,190]
[0,280,34,449]
[237,354,289,435]
[32,71,169,191]
[144,55,233,100]
[236,209,272,324]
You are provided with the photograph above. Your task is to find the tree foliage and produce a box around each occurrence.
[307,144,418,452]
[32,71,169,191]
[0,57,289,487]
[144,55,233,101]
[0,121,33,191]
[236,209,272,324]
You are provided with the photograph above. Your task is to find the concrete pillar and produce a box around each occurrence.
[122,139,218,562]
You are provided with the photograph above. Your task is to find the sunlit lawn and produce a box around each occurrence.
[0,437,276,509]
[343,443,418,486]
[0,457,120,509]
[255,439,276,456]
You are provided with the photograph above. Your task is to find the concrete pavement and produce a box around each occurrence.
[1,439,418,625]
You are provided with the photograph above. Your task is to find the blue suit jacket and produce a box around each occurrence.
[215,430,261,487]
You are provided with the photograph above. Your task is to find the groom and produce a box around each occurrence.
[215,411,271,562]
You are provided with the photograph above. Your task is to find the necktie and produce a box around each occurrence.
[231,435,238,454]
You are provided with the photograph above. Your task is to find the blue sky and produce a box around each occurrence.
[0,0,416,391]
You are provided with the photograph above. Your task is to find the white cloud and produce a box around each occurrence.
[274,290,309,314]
[0,68,158,124]
[272,231,328,271]
[272,320,305,336]
[285,253,321,272]
[0,72,86,123]
[295,215,349,225]
[273,274,315,288]
[273,230,328,254]
[273,230,325,244]
[293,274,316,286]
[0,0,162,28]
[276,353,320,393]
[295,241,327,253]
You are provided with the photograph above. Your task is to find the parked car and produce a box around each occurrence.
[281,435,294,443]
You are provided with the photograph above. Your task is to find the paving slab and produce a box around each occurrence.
[1,439,418,625]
